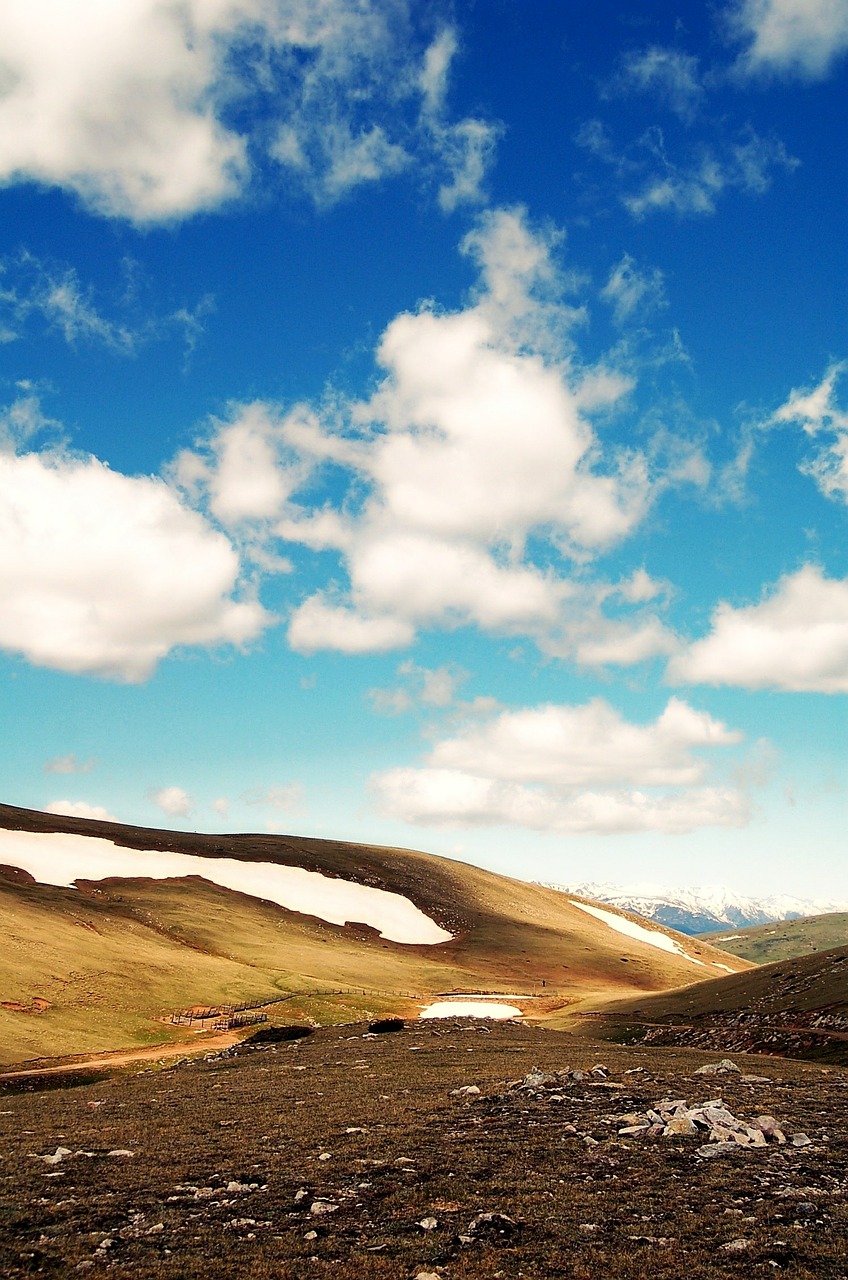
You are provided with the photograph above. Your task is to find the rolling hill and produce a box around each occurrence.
[0,803,747,1065]
[702,912,848,964]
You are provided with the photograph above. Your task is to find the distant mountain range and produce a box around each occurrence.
[544,881,848,936]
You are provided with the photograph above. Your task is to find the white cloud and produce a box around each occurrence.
[0,3,498,223]
[271,210,674,661]
[370,696,748,836]
[623,126,797,218]
[427,697,740,788]
[769,362,848,501]
[44,754,94,775]
[732,0,848,78]
[601,254,666,325]
[374,769,748,836]
[668,564,848,691]
[151,786,193,818]
[43,800,118,822]
[212,797,229,817]
[288,597,415,654]
[610,46,705,120]
[0,445,270,681]
[173,401,305,529]
[174,212,687,669]
[369,660,467,715]
[0,252,212,357]
[243,783,304,812]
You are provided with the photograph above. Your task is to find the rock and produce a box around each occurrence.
[520,1068,555,1089]
[750,1115,781,1136]
[695,1059,741,1075]
[590,1064,609,1078]
[29,1147,72,1165]
[318,1152,332,1161]
[450,1085,481,1097]
[294,1188,309,1203]
[695,1142,739,1159]
[721,1238,752,1252]
[664,1117,698,1137]
[304,1230,318,1241]
[414,1273,442,1279]
[310,1201,339,1216]
[791,1133,812,1147]
[418,1217,438,1231]
[466,1211,517,1240]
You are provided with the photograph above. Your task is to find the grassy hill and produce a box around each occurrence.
[566,945,848,1064]
[0,803,747,1064]
[701,912,848,964]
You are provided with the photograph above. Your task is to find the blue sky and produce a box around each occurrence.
[2,0,848,898]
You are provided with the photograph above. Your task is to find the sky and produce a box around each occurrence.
[2,0,848,899]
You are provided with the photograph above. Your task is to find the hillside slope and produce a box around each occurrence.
[569,945,848,1064]
[0,803,748,1064]
[702,912,848,964]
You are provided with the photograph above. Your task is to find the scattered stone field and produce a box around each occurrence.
[1,1020,847,1279]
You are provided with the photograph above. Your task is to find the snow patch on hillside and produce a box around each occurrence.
[569,899,708,967]
[0,829,452,945]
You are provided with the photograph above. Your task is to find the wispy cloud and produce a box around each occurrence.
[605,46,706,121]
[44,754,95,776]
[0,252,212,359]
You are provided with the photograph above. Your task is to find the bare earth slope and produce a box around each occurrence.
[702,912,848,964]
[0,804,747,1064]
[569,946,848,1064]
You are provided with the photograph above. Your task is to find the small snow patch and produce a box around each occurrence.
[569,900,707,967]
[420,1001,522,1020]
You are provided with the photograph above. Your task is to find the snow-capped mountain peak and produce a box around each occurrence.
[540,881,848,935]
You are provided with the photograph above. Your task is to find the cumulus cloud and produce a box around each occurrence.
[668,565,848,691]
[151,786,193,818]
[371,696,749,835]
[0,2,498,223]
[732,0,848,78]
[0,444,270,680]
[172,210,686,667]
[43,799,118,822]
[44,754,94,775]
[265,210,678,661]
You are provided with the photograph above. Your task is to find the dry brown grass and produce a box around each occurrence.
[1,1020,846,1279]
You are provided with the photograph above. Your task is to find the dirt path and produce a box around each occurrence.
[0,1029,245,1081]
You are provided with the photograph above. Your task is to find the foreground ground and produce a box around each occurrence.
[1,1021,846,1279]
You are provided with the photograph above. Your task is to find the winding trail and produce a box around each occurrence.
[0,1029,245,1082]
